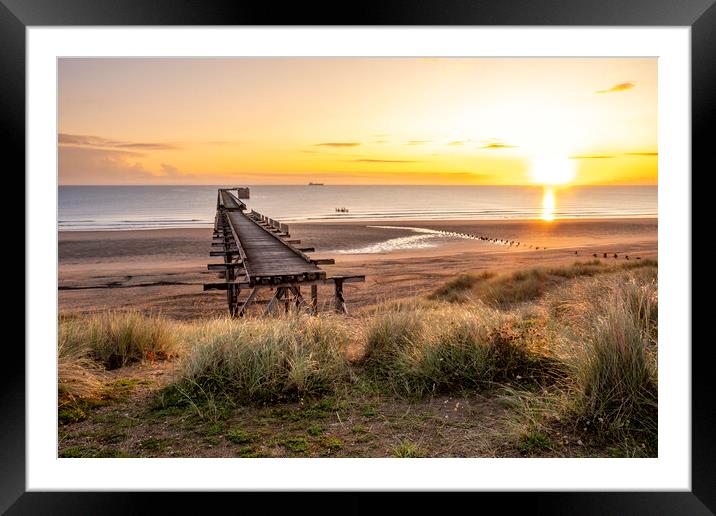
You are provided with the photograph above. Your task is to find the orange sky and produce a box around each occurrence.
[58,58,657,185]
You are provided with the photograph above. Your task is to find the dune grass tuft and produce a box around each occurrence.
[58,324,104,401]
[177,314,353,404]
[361,303,559,397]
[60,311,180,369]
[569,276,658,452]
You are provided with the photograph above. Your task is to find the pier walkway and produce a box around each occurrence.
[204,188,364,316]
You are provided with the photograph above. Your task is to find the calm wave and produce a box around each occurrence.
[58,185,657,231]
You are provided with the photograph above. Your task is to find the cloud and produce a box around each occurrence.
[346,159,421,163]
[58,134,117,146]
[115,143,179,150]
[448,141,465,146]
[159,163,184,177]
[313,142,361,147]
[595,81,636,94]
[58,145,234,185]
[59,145,155,184]
[569,152,658,159]
[480,142,517,150]
[59,133,178,150]
[405,140,430,145]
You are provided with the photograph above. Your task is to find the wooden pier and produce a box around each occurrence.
[204,188,365,316]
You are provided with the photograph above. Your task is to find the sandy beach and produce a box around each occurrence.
[58,218,657,319]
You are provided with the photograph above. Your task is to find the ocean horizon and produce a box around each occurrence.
[59,184,657,232]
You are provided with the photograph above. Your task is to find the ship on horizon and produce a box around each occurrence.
[308,182,324,186]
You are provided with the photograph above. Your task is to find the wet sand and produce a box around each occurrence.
[58,218,657,319]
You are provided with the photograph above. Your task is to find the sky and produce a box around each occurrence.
[58,58,657,186]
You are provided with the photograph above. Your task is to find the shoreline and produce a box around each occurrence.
[59,218,657,319]
[58,214,658,233]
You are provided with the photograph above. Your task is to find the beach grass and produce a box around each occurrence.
[60,310,181,370]
[57,259,658,457]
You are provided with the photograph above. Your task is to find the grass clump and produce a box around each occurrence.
[517,430,552,455]
[391,440,424,458]
[58,326,105,403]
[225,427,259,445]
[178,314,352,403]
[362,304,557,397]
[569,275,658,454]
[60,311,179,369]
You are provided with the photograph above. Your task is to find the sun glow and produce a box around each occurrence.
[529,157,576,186]
[542,187,556,222]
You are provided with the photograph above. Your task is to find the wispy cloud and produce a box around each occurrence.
[116,143,178,150]
[448,141,466,146]
[480,141,517,150]
[59,133,179,150]
[405,140,430,145]
[595,81,636,94]
[570,151,658,159]
[346,159,421,163]
[313,142,361,147]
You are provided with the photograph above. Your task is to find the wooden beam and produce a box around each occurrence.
[237,287,258,317]
[297,247,315,252]
[312,258,335,265]
[203,283,229,291]
[234,275,365,290]
[207,262,244,270]
[334,278,347,314]
[311,284,318,314]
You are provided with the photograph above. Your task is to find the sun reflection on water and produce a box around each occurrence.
[542,187,555,222]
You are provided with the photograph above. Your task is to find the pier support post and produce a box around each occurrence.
[311,285,318,314]
[334,278,347,314]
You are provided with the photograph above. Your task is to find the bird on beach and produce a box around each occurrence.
[613,253,618,259]
[535,246,540,250]
[636,257,641,260]
[574,251,578,255]
[593,253,598,258]
[603,253,607,258]
[625,255,630,260]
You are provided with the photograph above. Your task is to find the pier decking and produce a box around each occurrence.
[204,188,364,316]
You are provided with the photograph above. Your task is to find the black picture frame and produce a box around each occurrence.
[4,0,711,513]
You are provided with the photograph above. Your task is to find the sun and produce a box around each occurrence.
[529,157,576,185]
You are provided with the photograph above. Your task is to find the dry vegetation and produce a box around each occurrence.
[58,259,658,458]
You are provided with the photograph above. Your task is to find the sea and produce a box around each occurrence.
[58,185,657,232]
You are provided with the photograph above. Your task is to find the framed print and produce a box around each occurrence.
[4,0,712,513]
